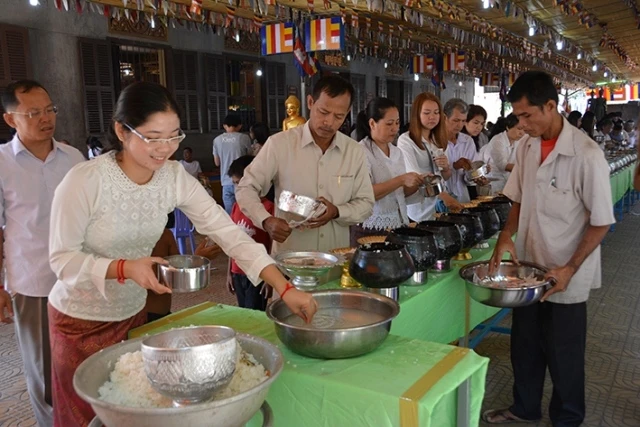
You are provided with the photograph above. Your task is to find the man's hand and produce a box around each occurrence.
[263,217,292,243]
[453,158,473,171]
[0,289,14,323]
[474,176,491,186]
[306,197,339,229]
[195,238,223,260]
[540,265,576,302]
[489,231,519,274]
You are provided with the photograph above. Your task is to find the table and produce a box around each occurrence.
[320,241,501,345]
[130,304,489,427]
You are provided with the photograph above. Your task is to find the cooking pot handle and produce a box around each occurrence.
[261,402,274,427]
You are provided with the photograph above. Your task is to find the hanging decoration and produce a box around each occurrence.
[260,22,294,55]
[304,17,344,52]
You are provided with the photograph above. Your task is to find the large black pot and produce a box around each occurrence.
[479,201,512,229]
[349,242,415,289]
[386,227,438,284]
[462,207,501,240]
[415,221,463,272]
[438,213,483,250]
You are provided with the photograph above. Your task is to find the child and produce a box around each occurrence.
[179,146,203,178]
[227,155,273,311]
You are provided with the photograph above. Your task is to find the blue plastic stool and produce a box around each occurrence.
[171,209,196,255]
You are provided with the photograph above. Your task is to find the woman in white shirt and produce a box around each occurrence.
[397,92,460,222]
[350,98,423,245]
[46,82,317,426]
[462,105,492,196]
[488,113,525,194]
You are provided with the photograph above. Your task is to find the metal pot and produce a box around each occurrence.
[479,201,511,229]
[158,255,210,293]
[462,207,501,240]
[266,290,400,359]
[423,175,445,197]
[73,334,283,427]
[349,242,415,289]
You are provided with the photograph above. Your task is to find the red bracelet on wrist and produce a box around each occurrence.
[280,283,295,299]
[117,259,126,284]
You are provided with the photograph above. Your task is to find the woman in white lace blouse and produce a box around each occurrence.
[46,82,317,427]
[349,98,423,246]
[487,113,525,194]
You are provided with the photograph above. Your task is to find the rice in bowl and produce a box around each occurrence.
[98,344,269,408]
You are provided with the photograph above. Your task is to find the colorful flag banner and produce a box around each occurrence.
[260,22,294,55]
[630,83,640,100]
[305,17,344,52]
[480,72,500,87]
[410,55,433,74]
[611,87,626,101]
[293,28,319,77]
[506,73,517,87]
[442,51,465,72]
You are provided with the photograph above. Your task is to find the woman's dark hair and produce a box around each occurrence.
[107,82,182,152]
[461,104,487,149]
[488,114,519,140]
[507,71,559,107]
[612,122,623,131]
[596,118,613,131]
[567,111,582,128]
[356,98,398,143]
[581,111,596,138]
[250,122,270,145]
[227,154,255,178]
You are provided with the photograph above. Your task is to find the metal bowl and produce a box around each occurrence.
[423,175,445,197]
[277,190,325,224]
[141,326,237,406]
[74,334,283,427]
[158,255,211,293]
[274,251,343,288]
[459,260,553,308]
[465,162,490,181]
[266,290,400,359]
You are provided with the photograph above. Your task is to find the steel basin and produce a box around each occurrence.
[266,290,399,359]
[158,255,210,293]
[73,334,283,427]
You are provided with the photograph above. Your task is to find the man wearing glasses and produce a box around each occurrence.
[0,80,84,427]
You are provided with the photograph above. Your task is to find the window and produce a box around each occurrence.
[173,50,201,132]
[79,39,115,135]
[266,62,286,131]
[0,24,31,139]
[376,76,387,98]
[227,59,260,131]
[404,81,414,125]
[118,45,166,90]
[204,54,227,132]
[350,73,366,116]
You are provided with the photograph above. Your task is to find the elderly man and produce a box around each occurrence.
[484,71,614,426]
[0,80,85,426]
[443,98,477,202]
[236,75,374,254]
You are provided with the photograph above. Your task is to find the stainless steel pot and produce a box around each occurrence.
[266,290,399,359]
[423,175,445,197]
[73,334,283,427]
[158,255,210,293]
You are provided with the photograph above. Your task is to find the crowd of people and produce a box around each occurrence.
[0,70,621,427]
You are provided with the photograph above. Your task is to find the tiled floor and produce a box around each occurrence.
[1,214,640,426]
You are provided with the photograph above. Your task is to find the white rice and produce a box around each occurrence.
[98,344,268,408]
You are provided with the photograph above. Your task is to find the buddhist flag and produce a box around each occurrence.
[611,87,626,101]
[630,83,640,100]
[442,51,465,71]
[260,22,294,55]
[480,72,500,86]
[507,73,517,87]
[305,17,344,52]
[410,55,434,74]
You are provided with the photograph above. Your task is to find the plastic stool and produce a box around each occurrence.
[171,209,196,255]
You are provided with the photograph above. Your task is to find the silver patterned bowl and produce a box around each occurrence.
[141,326,237,406]
[465,161,490,181]
[277,190,326,224]
[275,251,343,288]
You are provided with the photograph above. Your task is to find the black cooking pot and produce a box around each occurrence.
[462,207,501,240]
[349,242,415,289]
[386,227,438,273]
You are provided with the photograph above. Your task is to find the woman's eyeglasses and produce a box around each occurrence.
[124,123,186,146]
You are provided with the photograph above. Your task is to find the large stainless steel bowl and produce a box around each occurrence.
[141,326,237,406]
[277,190,326,225]
[74,334,283,427]
[274,251,343,288]
[158,255,210,293]
[266,290,399,359]
[459,260,553,308]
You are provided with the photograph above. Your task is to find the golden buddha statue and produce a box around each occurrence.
[282,95,307,131]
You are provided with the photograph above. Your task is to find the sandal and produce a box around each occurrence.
[482,408,539,424]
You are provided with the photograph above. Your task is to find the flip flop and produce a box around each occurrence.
[481,408,539,424]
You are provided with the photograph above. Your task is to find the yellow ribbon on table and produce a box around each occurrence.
[129,301,217,339]
[399,346,470,427]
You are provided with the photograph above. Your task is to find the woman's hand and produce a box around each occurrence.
[402,172,424,190]
[124,257,172,295]
[434,155,450,171]
[195,238,223,260]
[282,288,318,323]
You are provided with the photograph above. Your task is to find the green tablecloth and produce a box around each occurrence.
[611,164,636,204]
[130,304,489,427]
[321,241,501,345]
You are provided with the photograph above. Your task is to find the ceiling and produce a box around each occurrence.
[87,0,640,85]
